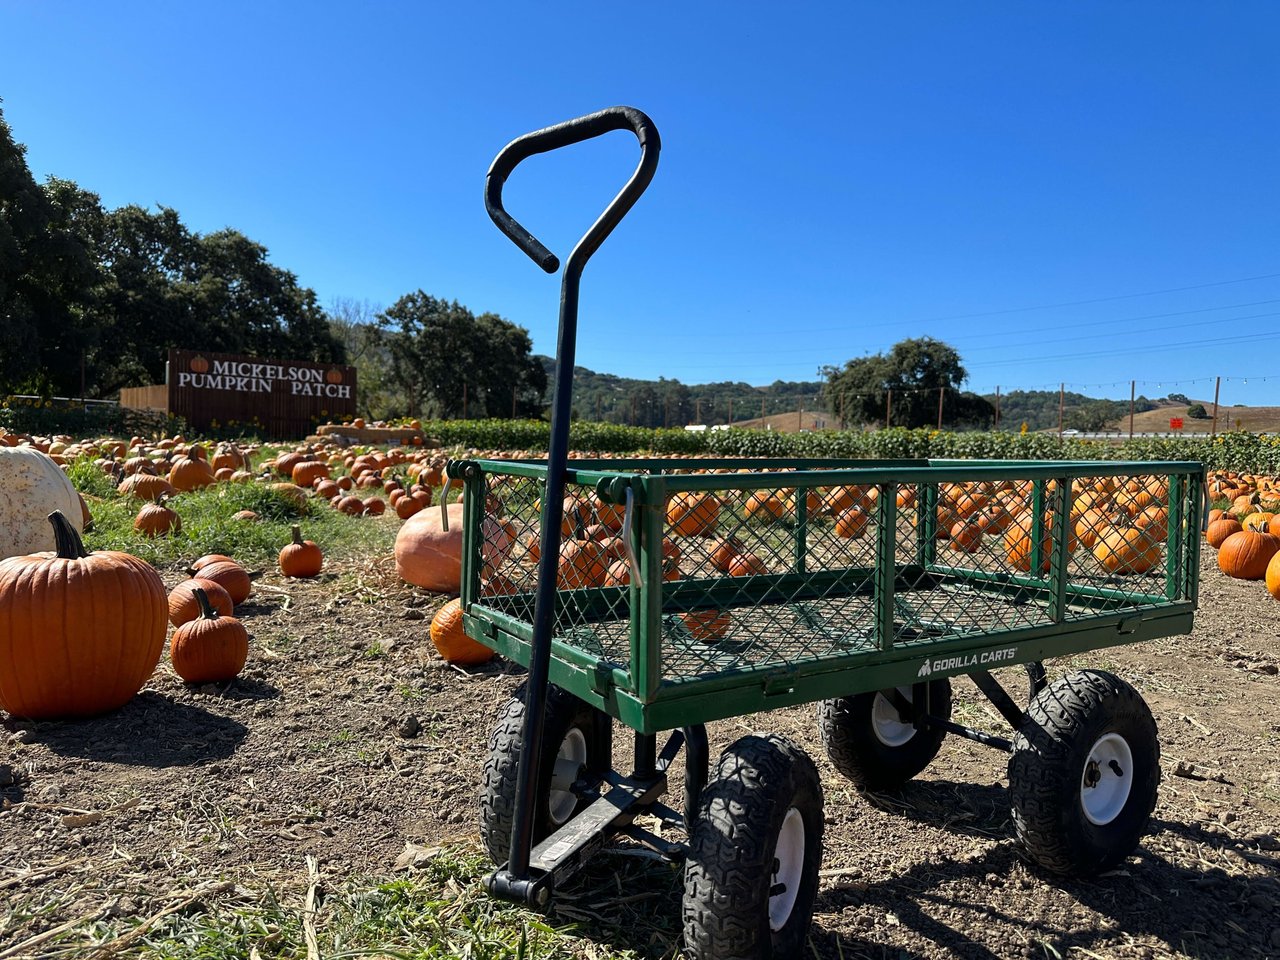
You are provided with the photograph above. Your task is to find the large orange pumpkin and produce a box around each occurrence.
[1205,517,1242,549]
[394,502,511,594]
[1217,523,1280,581]
[0,512,167,719]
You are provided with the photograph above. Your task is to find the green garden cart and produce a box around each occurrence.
[455,106,1204,959]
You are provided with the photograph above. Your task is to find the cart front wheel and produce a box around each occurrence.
[683,734,823,960]
[1009,669,1159,877]
[479,682,610,866]
[817,679,952,791]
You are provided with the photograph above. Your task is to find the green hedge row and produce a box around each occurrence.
[426,419,1278,472]
[0,398,186,439]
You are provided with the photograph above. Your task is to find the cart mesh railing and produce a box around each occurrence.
[456,458,1203,732]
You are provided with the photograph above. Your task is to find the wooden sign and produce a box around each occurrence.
[168,349,356,437]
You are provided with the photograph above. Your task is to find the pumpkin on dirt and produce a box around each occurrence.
[429,598,493,666]
[1092,523,1161,575]
[1217,522,1280,581]
[194,560,252,605]
[168,578,235,626]
[394,502,512,594]
[0,446,84,560]
[169,587,249,684]
[0,511,167,719]
[279,526,324,578]
[1205,517,1243,549]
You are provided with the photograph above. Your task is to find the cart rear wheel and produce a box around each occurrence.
[817,679,952,791]
[479,682,610,866]
[683,734,823,960]
[1009,669,1159,877]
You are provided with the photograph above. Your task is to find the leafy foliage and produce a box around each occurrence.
[822,338,993,429]
[379,293,546,420]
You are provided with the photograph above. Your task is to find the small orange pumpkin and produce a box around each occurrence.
[279,525,324,578]
[429,598,493,666]
[169,587,249,684]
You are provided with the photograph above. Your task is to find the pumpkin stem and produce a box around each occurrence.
[291,525,304,545]
[47,511,90,559]
[192,586,220,621]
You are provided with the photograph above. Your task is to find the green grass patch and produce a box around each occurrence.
[35,846,681,959]
[75,472,396,570]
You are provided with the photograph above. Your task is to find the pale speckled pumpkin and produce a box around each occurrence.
[0,446,83,560]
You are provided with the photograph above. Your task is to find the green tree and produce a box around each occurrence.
[1187,403,1209,419]
[379,292,545,419]
[0,109,100,397]
[822,337,993,429]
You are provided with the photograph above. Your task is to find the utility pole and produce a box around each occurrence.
[885,389,892,429]
[798,398,804,432]
[840,394,845,429]
[1129,380,1135,439]
[462,383,467,420]
[728,398,733,426]
[664,394,669,428]
[1057,382,1064,438]
[631,394,636,426]
[695,398,701,424]
[994,386,1001,429]
[936,386,944,430]
[1211,376,1221,437]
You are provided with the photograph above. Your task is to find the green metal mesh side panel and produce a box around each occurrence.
[463,459,1202,694]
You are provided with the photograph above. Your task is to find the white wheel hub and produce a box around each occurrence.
[1080,732,1133,826]
[548,727,588,825]
[872,688,917,748]
[769,807,805,932]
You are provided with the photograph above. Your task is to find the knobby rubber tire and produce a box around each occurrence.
[1009,669,1159,877]
[478,682,610,866]
[682,733,824,960]
[817,679,952,791]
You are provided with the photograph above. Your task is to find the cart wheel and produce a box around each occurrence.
[479,682,610,866]
[816,679,952,791]
[1009,669,1159,877]
[683,734,823,960]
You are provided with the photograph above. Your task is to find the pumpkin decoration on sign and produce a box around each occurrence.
[0,446,84,560]
[0,511,167,719]
[169,587,249,684]
[429,598,493,666]
[279,525,324,578]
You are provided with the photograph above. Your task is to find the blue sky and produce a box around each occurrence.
[3,2,1278,405]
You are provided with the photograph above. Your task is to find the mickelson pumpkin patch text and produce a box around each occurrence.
[177,360,351,398]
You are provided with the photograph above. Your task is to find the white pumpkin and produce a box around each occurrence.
[0,446,84,559]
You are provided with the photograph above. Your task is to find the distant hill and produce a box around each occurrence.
[537,356,827,429]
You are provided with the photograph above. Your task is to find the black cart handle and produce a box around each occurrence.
[485,106,660,274]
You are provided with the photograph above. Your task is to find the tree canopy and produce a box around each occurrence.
[378,293,547,419]
[822,337,994,429]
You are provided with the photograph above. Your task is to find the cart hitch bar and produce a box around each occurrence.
[484,106,660,884]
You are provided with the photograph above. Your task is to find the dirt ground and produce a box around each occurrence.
[2,551,1278,959]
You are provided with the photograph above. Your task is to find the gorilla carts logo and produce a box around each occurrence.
[917,647,1018,678]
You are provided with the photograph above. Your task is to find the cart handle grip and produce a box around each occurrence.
[440,476,451,532]
[485,106,660,273]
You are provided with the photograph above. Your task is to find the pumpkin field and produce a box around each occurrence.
[1,429,1279,960]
